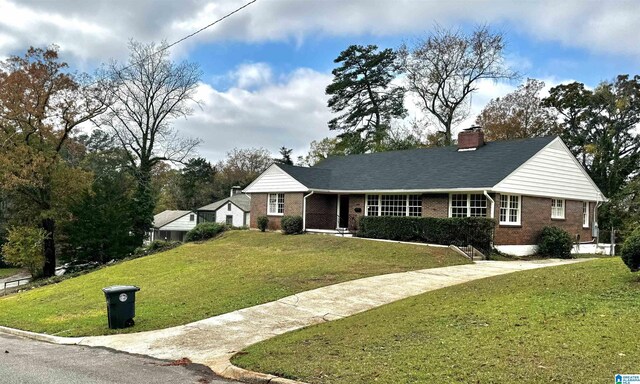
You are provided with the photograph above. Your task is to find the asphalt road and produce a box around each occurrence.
[0,333,238,384]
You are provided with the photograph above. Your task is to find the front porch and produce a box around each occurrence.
[304,193,362,232]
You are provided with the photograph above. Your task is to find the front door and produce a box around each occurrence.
[338,195,349,228]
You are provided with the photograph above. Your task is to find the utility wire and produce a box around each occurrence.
[97,0,258,81]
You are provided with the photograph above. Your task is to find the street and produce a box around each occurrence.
[0,333,237,384]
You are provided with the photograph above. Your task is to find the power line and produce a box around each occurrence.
[101,0,258,81]
[163,0,258,53]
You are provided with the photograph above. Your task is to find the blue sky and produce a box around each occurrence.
[0,0,638,162]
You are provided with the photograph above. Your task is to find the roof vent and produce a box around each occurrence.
[457,126,485,151]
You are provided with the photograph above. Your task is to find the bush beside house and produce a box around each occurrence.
[257,216,269,232]
[621,229,640,272]
[185,222,226,242]
[357,216,495,253]
[537,226,574,259]
[281,216,303,234]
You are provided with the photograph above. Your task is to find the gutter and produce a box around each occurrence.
[483,190,495,219]
[302,191,314,231]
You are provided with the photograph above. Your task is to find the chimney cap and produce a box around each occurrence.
[463,125,483,131]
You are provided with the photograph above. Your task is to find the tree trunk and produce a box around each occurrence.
[42,218,56,277]
[131,164,155,246]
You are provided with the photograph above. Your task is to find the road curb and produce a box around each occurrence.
[209,357,309,384]
[0,325,82,345]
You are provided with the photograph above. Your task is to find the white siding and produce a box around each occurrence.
[494,138,605,201]
[214,203,247,227]
[243,164,308,193]
[160,213,197,231]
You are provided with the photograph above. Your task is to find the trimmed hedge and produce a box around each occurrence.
[281,215,303,235]
[621,229,640,272]
[357,216,495,253]
[537,226,574,259]
[185,222,226,242]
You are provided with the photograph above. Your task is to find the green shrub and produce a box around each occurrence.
[281,215,303,234]
[257,216,269,232]
[357,216,495,253]
[621,229,640,272]
[537,226,574,259]
[1,226,47,278]
[185,222,226,242]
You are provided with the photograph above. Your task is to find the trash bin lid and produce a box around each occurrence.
[102,285,140,294]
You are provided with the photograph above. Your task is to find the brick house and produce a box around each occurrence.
[244,129,606,256]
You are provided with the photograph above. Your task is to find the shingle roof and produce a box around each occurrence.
[198,193,251,212]
[278,136,556,191]
[153,210,192,228]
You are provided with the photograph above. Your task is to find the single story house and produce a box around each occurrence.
[150,210,196,242]
[243,129,607,256]
[197,187,251,227]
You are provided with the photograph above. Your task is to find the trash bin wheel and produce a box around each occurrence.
[124,318,135,327]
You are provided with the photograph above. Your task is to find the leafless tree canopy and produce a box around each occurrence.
[399,25,519,145]
[101,40,202,170]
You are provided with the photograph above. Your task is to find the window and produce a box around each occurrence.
[200,212,215,223]
[189,214,195,221]
[268,193,284,215]
[227,202,232,211]
[367,195,380,216]
[583,202,589,228]
[551,199,565,219]
[365,195,422,217]
[449,194,487,218]
[499,194,521,225]
[226,215,233,226]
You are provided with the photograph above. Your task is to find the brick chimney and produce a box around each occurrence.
[457,126,485,151]
[230,186,242,197]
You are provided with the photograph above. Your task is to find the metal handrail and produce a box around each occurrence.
[2,277,30,296]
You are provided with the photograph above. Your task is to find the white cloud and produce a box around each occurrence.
[0,0,638,65]
[175,64,334,162]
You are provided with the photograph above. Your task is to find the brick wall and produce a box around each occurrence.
[422,194,449,218]
[348,194,365,230]
[248,192,304,230]
[494,195,594,245]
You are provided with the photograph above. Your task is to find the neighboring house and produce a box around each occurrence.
[150,210,197,242]
[197,187,251,227]
[244,129,607,256]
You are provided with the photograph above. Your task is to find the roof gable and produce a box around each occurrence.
[243,163,309,193]
[494,137,606,201]
[198,194,251,212]
[153,210,192,228]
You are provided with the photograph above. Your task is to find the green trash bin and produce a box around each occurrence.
[102,285,140,329]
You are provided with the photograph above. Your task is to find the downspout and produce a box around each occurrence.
[483,191,495,219]
[303,191,314,232]
[594,200,602,245]
[484,190,496,249]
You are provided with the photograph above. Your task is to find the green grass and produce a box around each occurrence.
[234,258,640,384]
[0,231,467,336]
[0,268,21,279]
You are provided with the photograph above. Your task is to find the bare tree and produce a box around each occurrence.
[399,25,518,145]
[476,78,559,140]
[101,40,202,244]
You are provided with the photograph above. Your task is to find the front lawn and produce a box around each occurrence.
[0,231,467,336]
[0,268,21,279]
[234,257,639,383]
